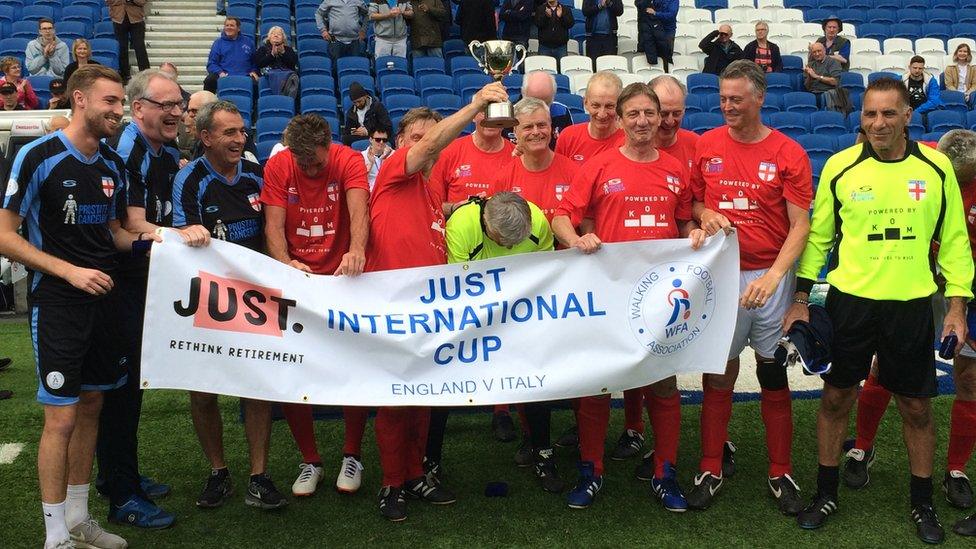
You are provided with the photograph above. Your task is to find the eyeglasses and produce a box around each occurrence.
[39,26,54,31]
[371,136,388,142]
[139,97,187,113]
[718,32,730,37]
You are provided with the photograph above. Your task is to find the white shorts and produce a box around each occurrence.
[728,268,795,361]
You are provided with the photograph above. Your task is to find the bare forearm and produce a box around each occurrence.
[551,215,580,247]
[265,228,291,263]
[407,102,483,174]
[948,296,967,316]
[768,218,810,279]
[110,222,140,252]
[0,231,74,280]
[678,218,699,237]
[347,192,369,253]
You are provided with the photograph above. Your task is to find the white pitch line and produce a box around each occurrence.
[0,443,24,464]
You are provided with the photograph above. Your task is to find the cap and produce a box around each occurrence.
[49,78,65,93]
[821,15,843,32]
[348,82,367,101]
[775,304,833,375]
[0,82,16,94]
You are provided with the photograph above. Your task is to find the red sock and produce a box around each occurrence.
[375,407,407,487]
[493,404,510,415]
[405,407,430,481]
[948,399,976,472]
[699,385,733,475]
[649,392,681,478]
[577,395,611,475]
[854,374,892,451]
[515,403,531,435]
[281,403,321,464]
[761,388,793,478]
[342,406,369,457]
[623,388,646,433]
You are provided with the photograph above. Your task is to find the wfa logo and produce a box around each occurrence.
[629,262,716,357]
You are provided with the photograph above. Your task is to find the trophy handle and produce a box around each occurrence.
[512,44,528,73]
[468,40,486,70]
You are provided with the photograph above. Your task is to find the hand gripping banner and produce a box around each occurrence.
[142,230,740,406]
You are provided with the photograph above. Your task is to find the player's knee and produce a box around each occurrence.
[895,396,932,428]
[820,384,856,416]
[189,391,218,413]
[954,358,976,400]
[42,408,77,438]
[756,359,788,391]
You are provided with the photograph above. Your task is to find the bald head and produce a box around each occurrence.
[809,41,826,61]
[47,115,69,133]
[185,90,217,137]
[650,76,688,146]
[718,24,732,42]
[522,71,556,105]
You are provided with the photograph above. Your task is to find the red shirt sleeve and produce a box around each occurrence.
[675,163,693,223]
[781,140,814,209]
[339,147,369,192]
[556,163,597,226]
[259,151,289,208]
[690,135,707,202]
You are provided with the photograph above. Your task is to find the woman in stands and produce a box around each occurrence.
[0,57,37,110]
[743,21,782,73]
[943,43,976,109]
[63,39,101,85]
[255,25,299,98]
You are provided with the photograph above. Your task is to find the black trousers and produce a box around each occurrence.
[587,34,617,62]
[96,275,149,506]
[203,72,220,93]
[425,402,554,462]
[114,15,150,81]
[640,23,673,67]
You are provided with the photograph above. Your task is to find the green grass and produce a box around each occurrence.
[0,318,972,548]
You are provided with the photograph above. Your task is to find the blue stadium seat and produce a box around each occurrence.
[503,73,523,97]
[903,0,928,7]
[769,112,809,139]
[28,74,52,105]
[684,94,703,114]
[56,22,88,42]
[868,71,900,84]
[350,139,369,151]
[443,39,467,61]
[0,38,28,65]
[10,20,36,38]
[687,73,719,94]
[262,6,291,21]
[300,94,339,118]
[418,74,454,99]
[260,20,292,39]
[836,132,859,150]
[909,111,926,139]
[942,90,969,113]
[256,140,277,164]
[556,93,584,116]
[217,75,254,98]
[301,75,336,97]
[338,75,375,97]
[300,57,332,77]
[257,95,295,118]
[897,8,925,24]
[840,72,865,93]
[846,110,861,131]
[932,0,960,8]
[93,21,114,39]
[810,111,848,136]
[427,93,462,116]
[224,95,253,126]
[858,23,890,42]
[967,110,976,131]
[376,56,408,78]
[805,9,832,23]
[846,0,873,9]
[22,5,53,22]
[256,116,290,144]
[0,6,14,36]
[783,91,818,113]
[456,73,492,101]
[927,110,965,133]
[227,5,257,25]
[811,157,827,190]
[874,0,903,9]
[952,23,976,37]
[696,0,725,9]
[836,8,864,26]
[958,8,976,23]
[796,134,835,164]
[819,0,844,10]
[685,112,723,134]
[412,56,445,77]
[61,5,94,27]
[384,94,421,117]
[865,8,896,25]
[554,73,571,94]
[449,56,484,78]
[927,9,956,25]
[921,131,946,142]
[263,0,292,8]
[336,57,370,77]
[766,73,794,94]
[890,23,919,40]
[379,74,415,98]
[781,55,803,76]
[919,23,950,43]
[762,93,783,114]
[702,93,720,113]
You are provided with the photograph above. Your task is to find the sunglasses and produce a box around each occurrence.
[371,136,388,142]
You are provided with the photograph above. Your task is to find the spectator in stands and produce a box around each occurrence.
[25,18,69,79]
[255,26,299,98]
[699,24,742,75]
[805,42,848,113]
[178,90,217,162]
[943,43,976,107]
[0,83,23,111]
[343,81,392,146]
[438,0,454,42]
[160,62,191,103]
[47,78,69,109]
[316,0,369,59]
[63,39,101,86]
[455,0,498,46]
[508,70,573,147]
[203,17,258,94]
[362,122,393,191]
[816,15,849,72]
[582,0,624,62]
[369,0,413,58]
[904,55,942,119]
[743,21,781,73]
[636,0,678,71]
[107,0,150,83]
[47,115,69,133]
[0,58,38,110]
[499,0,534,48]
[409,0,449,58]
[535,0,575,59]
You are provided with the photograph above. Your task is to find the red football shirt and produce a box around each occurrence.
[691,127,812,270]
[490,153,576,220]
[430,135,516,203]
[556,148,692,243]
[260,146,369,274]
[555,122,625,166]
[367,147,447,271]
[660,128,699,171]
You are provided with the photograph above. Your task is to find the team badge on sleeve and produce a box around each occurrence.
[555,184,569,200]
[908,180,926,201]
[327,182,338,202]
[248,193,262,211]
[101,177,115,197]
[666,174,680,194]
[758,161,777,182]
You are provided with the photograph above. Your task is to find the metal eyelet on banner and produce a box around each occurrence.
[302,395,309,402]
[142,381,149,388]
[462,264,469,271]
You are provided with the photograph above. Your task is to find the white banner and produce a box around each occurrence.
[142,231,741,406]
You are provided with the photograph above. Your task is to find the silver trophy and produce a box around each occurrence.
[468,40,527,128]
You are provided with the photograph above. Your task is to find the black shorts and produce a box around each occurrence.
[822,288,937,398]
[30,292,129,406]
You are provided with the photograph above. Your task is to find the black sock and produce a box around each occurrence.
[249,473,266,483]
[309,461,324,467]
[211,467,229,478]
[817,464,839,500]
[910,475,933,507]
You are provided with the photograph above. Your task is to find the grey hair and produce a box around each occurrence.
[585,71,623,97]
[195,99,241,134]
[720,59,767,97]
[648,74,687,98]
[522,70,557,103]
[938,129,976,183]
[265,25,286,44]
[755,20,769,29]
[189,89,217,105]
[125,68,176,104]
[513,96,550,119]
[484,192,532,247]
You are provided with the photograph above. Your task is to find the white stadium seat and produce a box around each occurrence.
[767,23,793,43]
[783,38,811,57]
[875,54,908,74]
[572,72,592,94]
[796,23,823,43]
[728,0,755,9]
[524,55,558,74]
[948,37,976,55]
[883,38,914,57]
[776,9,805,25]
[559,55,593,76]
[680,8,713,25]
[915,38,947,59]
[757,0,785,12]
[595,55,630,74]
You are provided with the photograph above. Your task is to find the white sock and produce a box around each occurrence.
[42,500,69,547]
[64,484,90,530]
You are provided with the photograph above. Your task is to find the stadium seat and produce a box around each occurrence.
[301,75,336,97]
[339,75,375,97]
[503,73,523,97]
[262,6,291,21]
[846,110,861,131]
[762,93,783,114]
[915,38,947,59]
[256,140,277,164]
[783,91,818,113]
[61,5,94,28]
[927,110,965,133]
[810,111,848,136]
[300,56,333,78]
[959,8,976,24]
[524,55,558,73]
[796,134,835,164]
[56,22,88,42]
[836,132,860,151]
[556,93,584,116]
[804,9,831,23]
[217,75,254,98]
[256,116,290,144]
[685,112,724,134]
[427,93,462,116]
[412,57,445,78]
[836,8,864,26]
[384,94,421,117]
[811,156,827,189]
[867,71,901,84]
[921,131,946,143]
[701,93,721,113]
[882,38,914,57]
[769,112,809,139]
[781,55,803,74]
[224,95,253,126]
[889,23,918,41]
[379,74,415,99]
[684,94,704,114]
[560,55,594,76]
[918,24,950,44]
[257,96,295,118]
[376,56,409,78]
[952,23,976,38]
[595,55,629,74]
[260,20,291,38]
[350,139,369,152]
[418,74,454,100]
[840,72,865,93]
[10,20,36,39]
[909,111,926,139]
[766,73,794,94]
[443,39,467,61]
[21,5,54,22]
[687,73,719,94]
[336,57,370,78]
[858,23,889,43]
[456,74,492,101]
[873,0,901,10]
[896,8,925,25]
[0,38,28,67]
[449,56,484,78]
[227,5,257,25]
[941,90,969,113]
[300,95,339,119]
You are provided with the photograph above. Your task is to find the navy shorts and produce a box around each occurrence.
[30,291,129,406]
